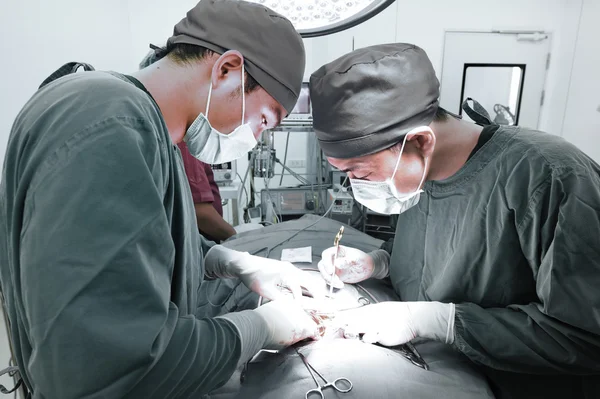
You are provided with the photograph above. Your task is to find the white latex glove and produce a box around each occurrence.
[204,245,327,301]
[333,301,456,346]
[255,298,321,350]
[318,246,389,288]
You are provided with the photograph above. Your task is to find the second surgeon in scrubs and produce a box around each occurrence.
[312,43,600,398]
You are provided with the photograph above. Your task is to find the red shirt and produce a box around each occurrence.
[177,142,223,216]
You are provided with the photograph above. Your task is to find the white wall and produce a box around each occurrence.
[304,0,399,76]
[126,0,201,68]
[561,0,600,162]
[0,0,136,168]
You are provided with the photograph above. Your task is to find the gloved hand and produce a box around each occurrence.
[318,246,390,288]
[333,301,456,346]
[204,245,326,301]
[255,298,321,350]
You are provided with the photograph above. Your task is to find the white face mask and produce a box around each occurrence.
[184,64,257,164]
[349,127,432,215]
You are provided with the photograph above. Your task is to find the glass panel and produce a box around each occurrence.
[291,83,311,115]
[461,64,525,125]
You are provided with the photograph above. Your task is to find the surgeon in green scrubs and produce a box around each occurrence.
[313,43,600,398]
[0,1,325,398]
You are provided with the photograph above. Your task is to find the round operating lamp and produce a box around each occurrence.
[247,0,396,38]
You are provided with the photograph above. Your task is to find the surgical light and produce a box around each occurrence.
[247,0,396,37]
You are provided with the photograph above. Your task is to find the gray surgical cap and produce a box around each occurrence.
[309,43,440,159]
[160,0,305,114]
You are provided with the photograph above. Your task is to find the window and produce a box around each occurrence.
[460,64,526,125]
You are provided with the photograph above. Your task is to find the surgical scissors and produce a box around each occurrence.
[295,348,353,399]
[392,342,429,371]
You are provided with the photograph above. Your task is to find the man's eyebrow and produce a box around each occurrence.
[270,104,283,125]
[340,166,356,173]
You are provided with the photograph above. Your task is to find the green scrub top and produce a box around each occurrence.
[0,72,244,398]
[387,125,600,397]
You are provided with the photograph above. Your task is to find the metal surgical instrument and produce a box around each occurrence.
[402,342,429,370]
[329,226,344,297]
[295,348,353,398]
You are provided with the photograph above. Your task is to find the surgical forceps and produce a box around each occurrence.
[397,342,429,371]
[328,226,345,297]
[295,348,353,398]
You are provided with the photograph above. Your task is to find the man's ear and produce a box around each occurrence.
[211,50,244,89]
[406,128,436,159]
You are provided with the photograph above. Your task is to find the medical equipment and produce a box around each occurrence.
[295,348,353,399]
[326,188,354,225]
[260,187,321,217]
[330,170,349,188]
[329,226,344,296]
[253,148,276,179]
[246,206,262,224]
[211,161,237,185]
[252,131,276,179]
[306,133,333,186]
[245,91,336,225]
[249,126,318,224]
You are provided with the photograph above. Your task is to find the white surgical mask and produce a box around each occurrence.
[349,127,432,215]
[184,64,257,164]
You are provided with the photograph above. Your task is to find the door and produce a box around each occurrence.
[439,31,551,129]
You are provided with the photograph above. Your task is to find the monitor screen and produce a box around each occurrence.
[290,82,310,114]
[211,162,232,170]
